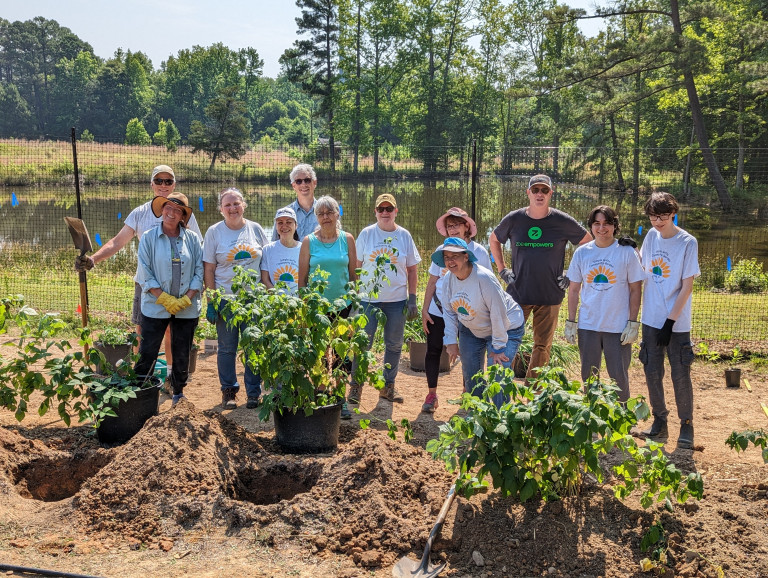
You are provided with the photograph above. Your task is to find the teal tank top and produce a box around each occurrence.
[308,231,350,301]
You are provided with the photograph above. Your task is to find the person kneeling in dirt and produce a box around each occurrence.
[437,238,525,408]
[134,192,203,407]
[638,192,699,450]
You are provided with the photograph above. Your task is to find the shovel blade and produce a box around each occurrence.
[392,556,446,578]
[64,216,93,254]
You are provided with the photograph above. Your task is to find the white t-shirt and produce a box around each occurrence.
[567,240,645,333]
[203,220,268,295]
[124,200,202,281]
[640,228,700,332]
[260,240,301,294]
[356,224,421,302]
[442,264,525,352]
[427,241,492,318]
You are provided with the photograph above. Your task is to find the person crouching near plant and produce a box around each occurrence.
[564,205,644,402]
[637,192,699,450]
[134,192,203,407]
[421,207,492,413]
[438,237,525,408]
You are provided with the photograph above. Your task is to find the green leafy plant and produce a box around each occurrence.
[0,295,151,427]
[404,308,426,343]
[427,366,703,508]
[639,520,669,573]
[515,330,579,374]
[725,429,768,463]
[96,325,132,346]
[724,258,768,294]
[696,342,721,363]
[195,320,218,341]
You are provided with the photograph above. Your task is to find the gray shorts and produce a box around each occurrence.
[131,282,143,325]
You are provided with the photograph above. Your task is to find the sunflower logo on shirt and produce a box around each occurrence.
[650,257,671,281]
[273,265,298,284]
[368,247,398,265]
[226,244,259,262]
[586,265,617,291]
[450,297,476,320]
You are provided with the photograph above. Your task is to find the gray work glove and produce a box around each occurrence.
[557,274,570,290]
[74,255,94,272]
[564,320,578,345]
[620,320,641,345]
[499,268,515,286]
[407,294,418,320]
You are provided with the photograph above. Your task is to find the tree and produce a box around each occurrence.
[125,118,151,145]
[153,118,181,151]
[188,85,251,170]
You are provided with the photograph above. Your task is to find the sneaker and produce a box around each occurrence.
[348,383,363,405]
[677,420,694,449]
[340,402,352,420]
[641,417,668,439]
[379,383,404,403]
[171,393,185,407]
[422,392,438,413]
[246,397,261,409]
[222,389,237,410]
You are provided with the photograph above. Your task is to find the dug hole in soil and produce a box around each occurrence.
[0,348,767,577]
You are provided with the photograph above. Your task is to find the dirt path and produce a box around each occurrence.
[0,347,767,577]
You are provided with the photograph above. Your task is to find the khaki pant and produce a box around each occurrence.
[521,304,561,378]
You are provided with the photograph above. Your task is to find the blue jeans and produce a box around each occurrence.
[459,323,525,408]
[356,300,407,385]
[216,304,262,399]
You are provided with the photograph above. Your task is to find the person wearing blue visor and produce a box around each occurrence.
[435,237,525,407]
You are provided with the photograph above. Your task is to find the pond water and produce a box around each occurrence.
[2,177,767,286]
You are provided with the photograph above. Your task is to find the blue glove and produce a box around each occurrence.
[656,318,675,347]
[206,301,218,325]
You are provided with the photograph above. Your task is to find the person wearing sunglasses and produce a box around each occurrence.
[350,194,421,405]
[74,165,202,382]
[489,174,591,378]
[638,192,699,450]
[272,164,320,242]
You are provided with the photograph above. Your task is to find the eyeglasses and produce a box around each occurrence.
[445,221,466,229]
[153,178,174,186]
[376,206,395,213]
[648,214,672,222]
[293,178,313,185]
[316,211,336,218]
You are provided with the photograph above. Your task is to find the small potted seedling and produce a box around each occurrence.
[725,347,743,388]
[94,325,134,371]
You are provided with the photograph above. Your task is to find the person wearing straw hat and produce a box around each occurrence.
[436,237,525,408]
[261,206,301,294]
[74,165,202,377]
[134,192,203,407]
[421,207,491,413]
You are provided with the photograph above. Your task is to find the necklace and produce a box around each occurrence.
[316,230,339,248]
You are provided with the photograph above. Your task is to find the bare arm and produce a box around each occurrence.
[298,238,311,288]
[261,269,274,288]
[577,232,592,246]
[203,261,216,292]
[567,282,581,321]
[90,225,136,264]
[489,231,506,272]
[628,280,641,321]
[668,276,694,321]
[406,263,418,296]
[346,233,358,282]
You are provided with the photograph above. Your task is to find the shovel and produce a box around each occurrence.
[64,217,92,334]
[392,483,456,578]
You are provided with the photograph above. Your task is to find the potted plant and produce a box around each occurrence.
[0,296,161,444]
[404,313,450,373]
[725,347,743,388]
[196,320,218,353]
[93,324,134,371]
[220,267,385,453]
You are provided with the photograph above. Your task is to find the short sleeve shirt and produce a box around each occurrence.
[356,224,421,302]
[260,240,301,294]
[493,208,587,305]
[203,219,268,295]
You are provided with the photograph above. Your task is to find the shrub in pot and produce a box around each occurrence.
[219,268,385,452]
[94,325,134,371]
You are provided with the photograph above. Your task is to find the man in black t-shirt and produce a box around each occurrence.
[490,174,591,378]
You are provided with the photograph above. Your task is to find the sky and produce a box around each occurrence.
[5,0,603,79]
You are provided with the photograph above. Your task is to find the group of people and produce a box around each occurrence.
[75,164,698,449]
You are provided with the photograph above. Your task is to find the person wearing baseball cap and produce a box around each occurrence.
[420,207,492,413]
[135,190,203,407]
[261,206,301,295]
[349,193,421,405]
[433,237,525,408]
[489,174,591,378]
[74,165,202,381]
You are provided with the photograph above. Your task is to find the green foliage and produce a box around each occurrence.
[725,258,768,294]
[725,429,768,463]
[188,85,251,170]
[124,118,151,146]
[153,118,181,152]
[79,129,95,142]
[696,342,721,362]
[195,321,217,341]
[96,325,132,346]
[0,295,148,427]
[427,367,703,508]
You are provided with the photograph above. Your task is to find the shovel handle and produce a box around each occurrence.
[417,484,456,571]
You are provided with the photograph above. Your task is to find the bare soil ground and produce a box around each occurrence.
[0,347,767,578]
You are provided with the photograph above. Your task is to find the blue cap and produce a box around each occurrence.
[431,237,478,267]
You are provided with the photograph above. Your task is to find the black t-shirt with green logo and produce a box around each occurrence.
[494,208,587,306]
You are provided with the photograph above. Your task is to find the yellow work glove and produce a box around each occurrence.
[156,292,178,314]
[174,295,192,312]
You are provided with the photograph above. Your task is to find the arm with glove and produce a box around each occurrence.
[620,280,642,345]
[656,276,695,347]
[564,281,581,345]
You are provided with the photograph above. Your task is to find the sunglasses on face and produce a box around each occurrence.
[376,206,395,213]
[293,178,313,185]
[153,178,174,186]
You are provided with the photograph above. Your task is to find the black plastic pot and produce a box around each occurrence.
[273,402,342,454]
[97,376,161,444]
[408,341,450,372]
[725,367,741,388]
[94,342,132,372]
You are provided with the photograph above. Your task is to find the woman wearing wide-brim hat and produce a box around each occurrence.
[420,207,492,413]
[436,237,525,408]
[134,192,203,407]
